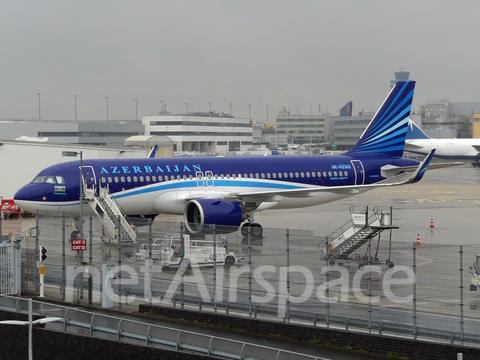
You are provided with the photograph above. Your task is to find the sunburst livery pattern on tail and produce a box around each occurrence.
[347,81,415,157]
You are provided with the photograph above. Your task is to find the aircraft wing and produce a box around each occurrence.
[472,145,480,152]
[235,150,437,199]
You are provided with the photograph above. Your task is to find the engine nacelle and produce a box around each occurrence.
[184,199,244,234]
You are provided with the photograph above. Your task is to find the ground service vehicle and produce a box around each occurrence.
[135,234,241,268]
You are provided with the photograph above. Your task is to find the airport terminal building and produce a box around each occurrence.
[142,112,253,154]
[275,107,328,146]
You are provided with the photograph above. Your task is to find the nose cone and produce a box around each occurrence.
[14,183,38,201]
[14,183,45,212]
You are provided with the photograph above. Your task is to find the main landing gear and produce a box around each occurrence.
[240,222,263,238]
[70,230,80,241]
[472,161,480,168]
[69,217,83,241]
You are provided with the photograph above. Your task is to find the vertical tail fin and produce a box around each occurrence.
[147,145,158,158]
[406,119,431,139]
[347,81,415,157]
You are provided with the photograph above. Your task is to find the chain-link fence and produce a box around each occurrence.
[16,211,480,346]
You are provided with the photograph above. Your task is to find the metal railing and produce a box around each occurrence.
[0,295,326,360]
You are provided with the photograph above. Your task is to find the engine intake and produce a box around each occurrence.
[184,199,244,234]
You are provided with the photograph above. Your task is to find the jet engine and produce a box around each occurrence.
[184,199,245,234]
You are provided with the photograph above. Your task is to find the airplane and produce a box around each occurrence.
[14,81,445,238]
[405,119,480,167]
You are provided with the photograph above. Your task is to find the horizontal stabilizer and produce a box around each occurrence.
[382,160,463,178]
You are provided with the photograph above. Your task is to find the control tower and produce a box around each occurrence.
[390,69,410,88]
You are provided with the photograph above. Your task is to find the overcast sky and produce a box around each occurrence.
[1,1,480,123]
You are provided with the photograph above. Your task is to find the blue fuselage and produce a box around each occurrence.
[14,154,419,216]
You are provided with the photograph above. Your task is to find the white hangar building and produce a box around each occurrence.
[0,140,146,199]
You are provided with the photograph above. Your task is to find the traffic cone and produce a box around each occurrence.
[430,218,435,229]
[416,233,421,246]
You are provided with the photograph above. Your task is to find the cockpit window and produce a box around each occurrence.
[32,176,47,183]
[45,176,56,184]
[56,176,65,184]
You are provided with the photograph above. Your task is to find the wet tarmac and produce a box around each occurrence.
[4,163,480,345]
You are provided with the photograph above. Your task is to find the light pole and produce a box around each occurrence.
[62,151,84,239]
[209,101,211,113]
[36,93,41,121]
[0,298,63,360]
[266,105,269,124]
[105,96,109,120]
[160,100,163,113]
[249,103,251,123]
[233,125,236,155]
[73,95,77,121]
[230,102,232,116]
[62,150,83,303]
[185,102,188,114]
[134,99,137,120]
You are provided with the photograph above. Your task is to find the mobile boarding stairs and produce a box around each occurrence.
[318,206,397,268]
[84,185,137,244]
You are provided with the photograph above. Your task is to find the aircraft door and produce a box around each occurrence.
[196,171,204,187]
[81,166,97,192]
[205,171,214,187]
[350,160,365,185]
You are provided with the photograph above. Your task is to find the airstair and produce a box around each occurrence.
[84,185,137,244]
[318,206,397,266]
